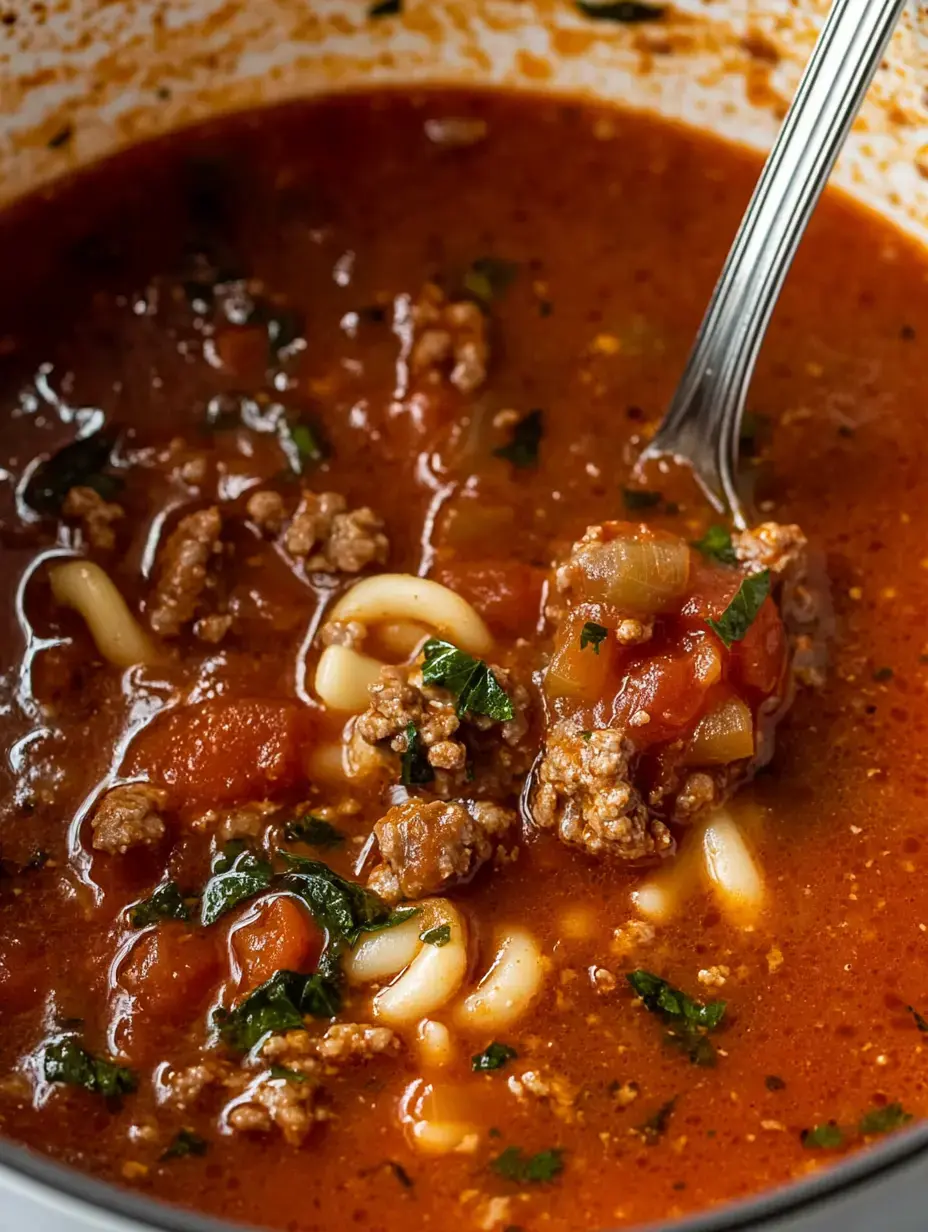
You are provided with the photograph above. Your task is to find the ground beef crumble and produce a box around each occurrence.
[368,797,517,903]
[409,283,489,394]
[62,485,124,551]
[532,721,672,861]
[90,783,169,854]
[148,506,223,638]
[248,487,388,574]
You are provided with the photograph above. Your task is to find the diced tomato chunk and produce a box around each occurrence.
[612,632,722,747]
[433,560,546,636]
[120,923,221,1020]
[730,595,788,695]
[231,895,321,991]
[545,608,622,703]
[126,699,314,804]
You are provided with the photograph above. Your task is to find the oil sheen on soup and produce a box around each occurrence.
[0,89,927,1232]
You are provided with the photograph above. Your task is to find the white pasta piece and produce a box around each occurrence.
[304,741,347,782]
[416,1019,455,1069]
[49,560,158,668]
[329,574,493,656]
[377,619,430,658]
[409,1118,479,1155]
[454,927,544,1033]
[314,645,384,711]
[373,900,467,1026]
[400,1079,478,1156]
[631,830,702,923]
[702,808,765,925]
[343,911,423,984]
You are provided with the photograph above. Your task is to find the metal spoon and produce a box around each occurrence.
[638,0,908,530]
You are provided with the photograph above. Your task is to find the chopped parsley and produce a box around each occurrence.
[637,1097,676,1144]
[693,525,737,566]
[765,1074,786,1092]
[200,848,273,927]
[278,417,327,474]
[706,569,770,648]
[873,666,894,683]
[43,1036,137,1098]
[859,1103,912,1136]
[472,1042,518,1072]
[400,721,434,787]
[621,487,662,511]
[128,880,190,928]
[576,0,665,19]
[420,923,451,947]
[493,408,543,469]
[216,969,341,1053]
[492,1145,564,1184]
[463,257,518,305]
[23,428,121,515]
[627,970,726,1067]
[283,816,345,849]
[802,1123,844,1150]
[579,621,608,654]
[421,638,513,721]
[161,1129,208,1160]
[908,1005,928,1032]
[388,1160,414,1188]
[269,1065,308,1083]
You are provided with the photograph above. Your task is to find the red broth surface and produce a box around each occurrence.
[0,89,927,1232]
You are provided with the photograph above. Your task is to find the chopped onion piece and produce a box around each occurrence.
[685,697,754,765]
[574,536,690,614]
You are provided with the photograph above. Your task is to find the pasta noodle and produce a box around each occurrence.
[371,899,467,1026]
[314,645,384,711]
[416,1019,455,1069]
[454,927,544,1033]
[343,910,423,984]
[329,574,493,656]
[49,560,158,669]
[400,1080,478,1156]
[701,808,765,925]
[377,620,431,658]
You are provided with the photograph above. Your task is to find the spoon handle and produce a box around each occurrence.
[643,0,907,527]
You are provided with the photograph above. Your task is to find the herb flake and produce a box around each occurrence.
[493,408,543,470]
[706,569,770,648]
[369,0,401,15]
[215,969,341,1053]
[693,525,737,566]
[637,1097,676,1144]
[492,1145,564,1184]
[627,970,726,1067]
[908,1005,928,1032]
[43,1036,137,1099]
[128,880,190,928]
[420,923,451,947]
[576,0,665,19]
[472,1042,517,1072]
[859,1103,912,1136]
[161,1129,207,1160]
[579,621,608,655]
[802,1123,844,1150]
[400,721,434,787]
[200,849,273,927]
[463,257,518,305]
[621,487,662,511]
[421,638,513,721]
[284,816,345,849]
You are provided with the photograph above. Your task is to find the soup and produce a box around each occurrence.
[0,87,927,1232]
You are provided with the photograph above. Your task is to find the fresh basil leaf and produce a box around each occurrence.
[802,1123,844,1149]
[215,969,341,1053]
[284,816,346,849]
[493,408,543,469]
[421,924,452,948]
[627,970,726,1067]
[908,1005,928,1032]
[44,1036,137,1098]
[421,638,513,721]
[369,0,401,15]
[472,1042,517,1072]
[621,487,662,511]
[24,429,120,516]
[693,525,737,566]
[401,722,434,787]
[212,838,248,874]
[706,569,771,648]
[128,881,190,928]
[161,1129,207,1160]
[491,1145,564,1184]
[859,1103,912,1136]
[579,621,608,655]
[200,849,273,926]
[576,0,665,20]
[463,257,518,305]
[637,1097,676,1144]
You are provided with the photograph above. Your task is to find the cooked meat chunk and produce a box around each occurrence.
[356,664,462,755]
[733,521,806,577]
[284,490,388,573]
[318,619,367,649]
[193,613,232,644]
[148,506,222,637]
[189,799,278,842]
[507,1067,580,1123]
[410,283,489,394]
[162,1060,236,1109]
[532,720,672,861]
[227,1070,325,1147]
[246,489,286,536]
[62,486,124,551]
[90,783,169,854]
[368,798,516,903]
[673,770,719,821]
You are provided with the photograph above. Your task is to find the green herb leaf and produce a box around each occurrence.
[873,666,894,683]
[400,722,434,787]
[802,1123,844,1150]
[421,923,451,947]
[637,1097,676,1144]
[279,418,326,474]
[161,1129,208,1160]
[215,969,341,1053]
[128,880,190,928]
[463,257,518,305]
[693,525,737,566]
[621,487,662,511]
[576,0,665,20]
[269,1064,308,1083]
[908,1005,928,1032]
[579,621,608,655]
[859,1103,912,1136]
[493,408,543,470]
[284,815,345,849]
[706,570,771,648]
[211,838,248,874]
[44,1037,137,1098]
[388,1161,414,1188]
[24,429,120,516]
[421,638,513,721]
[492,1145,564,1184]
[627,970,726,1067]
[369,0,401,15]
[472,1042,517,1072]
[200,849,273,927]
